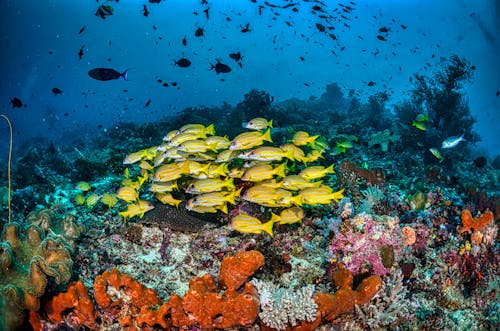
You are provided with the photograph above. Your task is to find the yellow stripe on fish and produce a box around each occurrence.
[231,213,274,237]
[270,206,304,225]
[241,163,287,182]
[292,131,319,146]
[239,146,295,162]
[298,164,334,180]
[155,192,182,208]
[117,186,139,202]
[229,128,272,150]
[185,177,235,194]
[152,162,190,182]
[282,175,322,191]
[119,200,154,220]
[298,187,344,205]
[245,118,273,130]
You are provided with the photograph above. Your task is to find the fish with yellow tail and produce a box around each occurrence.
[155,192,182,208]
[123,147,157,164]
[291,131,319,146]
[119,200,155,220]
[242,185,283,205]
[117,186,139,202]
[76,181,91,191]
[231,213,274,237]
[241,163,287,182]
[152,162,190,182]
[177,123,215,136]
[281,143,306,163]
[229,128,272,150]
[239,146,295,162]
[185,177,235,194]
[270,206,304,225]
[282,175,322,190]
[298,164,335,180]
[303,150,324,163]
[298,187,345,204]
[101,193,118,208]
[245,118,273,130]
[429,148,444,162]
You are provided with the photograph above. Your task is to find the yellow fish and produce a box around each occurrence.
[152,162,189,182]
[119,200,154,220]
[185,177,235,194]
[292,131,318,146]
[101,193,118,208]
[205,135,231,150]
[155,192,182,208]
[149,181,178,193]
[207,163,229,178]
[185,203,222,214]
[178,123,215,136]
[299,164,335,180]
[429,148,444,162]
[162,129,178,142]
[281,143,306,163]
[86,193,100,210]
[245,118,273,130]
[178,139,217,153]
[241,163,287,182]
[139,161,153,171]
[76,181,91,191]
[231,213,274,237]
[228,167,245,178]
[168,133,202,147]
[189,189,241,207]
[299,187,344,205]
[270,207,304,225]
[117,186,139,202]
[282,175,322,191]
[242,185,282,205]
[215,149,237,163]
[273,189,303,207]
[239,146,294,162]
[229,128,272,150]
[412,121,427,131]
[75,194,86,205]
[303,150,324,163]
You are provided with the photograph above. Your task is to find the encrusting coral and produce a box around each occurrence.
[30,250,382,330]
[458,209,494,234]
[0,209,84,330]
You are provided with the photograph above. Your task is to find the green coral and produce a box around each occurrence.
[0,209,84,330]
[368,129,399,152]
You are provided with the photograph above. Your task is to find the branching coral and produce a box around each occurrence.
[0,209,83,330]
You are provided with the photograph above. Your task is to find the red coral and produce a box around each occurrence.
[458,209,494,234]
[219,250,265,289]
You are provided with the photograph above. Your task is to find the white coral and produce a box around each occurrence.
[252,279,318,330]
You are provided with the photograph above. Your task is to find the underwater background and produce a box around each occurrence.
[0,0,499,330]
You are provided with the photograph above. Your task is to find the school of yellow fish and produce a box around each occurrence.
[76,118,344,237]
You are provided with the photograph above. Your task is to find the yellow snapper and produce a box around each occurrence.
[228,167,245,178]
[117,186,139,202]
[299,187,344,204]
[273,189,302,207]
[75,194,86,205]
[185,177,235,194]
[76,181,91,191]
[190,189,241,207]
[282,175,323,190]
[242,185,282,205]
[101,193,118,208]
[429,148,444,162]
[168,132,202,147]
[178,139,217,153]
[123,147,157,164]
[186,202,227,214]
[205,135,231,150]
[239,146,294,162]
[303,150,324,163]
[86,193,100,209]
[119,200,154,220]
[149,181,178,193]
[155,192,182,208]
[162,129,178,142]
[241,163,286,182]
[281,143,306,163]
[207,163,229,178]
[139,160,154,171]
[178,160,210,176]
[152,162,189,182]
[231,213,274,237]
[229,128,272,150]
[245,118,273,130]
[215,149,237,163]
[270,206,304,225]
[292,131,318,146]
[412,121,427,131]
[178,123,215,136]
[299,164,335,180]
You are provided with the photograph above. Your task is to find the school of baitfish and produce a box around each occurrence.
[75,119,344,237]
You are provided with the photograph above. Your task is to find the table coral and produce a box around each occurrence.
[0,216,77,330]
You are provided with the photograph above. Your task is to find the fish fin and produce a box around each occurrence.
[262,128,273,143]
[270,213,281,223]
[121,67,136,81]
[268,119,273,128]
[262,219,274,237]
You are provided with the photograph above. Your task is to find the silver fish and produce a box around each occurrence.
[441,134,465,149]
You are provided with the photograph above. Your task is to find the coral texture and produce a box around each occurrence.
[0,209,82,330]
[458,209,494,234]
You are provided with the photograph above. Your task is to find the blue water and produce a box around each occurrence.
[1,0,499,154]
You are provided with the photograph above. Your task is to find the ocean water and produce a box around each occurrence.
[1,1,499,331]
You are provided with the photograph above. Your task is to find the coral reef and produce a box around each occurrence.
[0,209,83,330]
[368,129,399,152]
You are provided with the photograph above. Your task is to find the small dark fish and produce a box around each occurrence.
[195,27,204,37]
[78,45,84,60]
[376,35,387,41]
[210,60,231,74]
[171,81,177,86]
[52,87,63,95]
[153,25,157,30]
[328,33,337,40]
[292,7,298,12]
[304,82,310,86]
[145,100,151,107]
[78,25,86,34]
[10,97,23,108]
[299,56,304,61]
[315,23,326,32]
[95,4,114,19]
[496,90,499,97]
[378,26,389,33]
[241,23,251,33]
[401,24,407,29]
[149,0,161,3]
[88,68,133,81]
[229,52,242,62]
[367,81,375,86]
[143,4,150,17]
[182,36,187,46]
[203,8,209,19]
[175,58,191,68]
[312,5,324,12]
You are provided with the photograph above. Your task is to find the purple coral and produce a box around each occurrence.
[329,213,403,275]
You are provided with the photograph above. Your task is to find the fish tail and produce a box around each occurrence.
[262,128,273,143]
[270,212,281,223]
[121,67,136,81]
[262,219,274,237]
[268,119,273,128]
[274,163,287,178]
[325,163,335,174]
[206,123,216,135]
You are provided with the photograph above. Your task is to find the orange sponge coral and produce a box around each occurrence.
[219,250,265,289]
[458,209,494,234]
